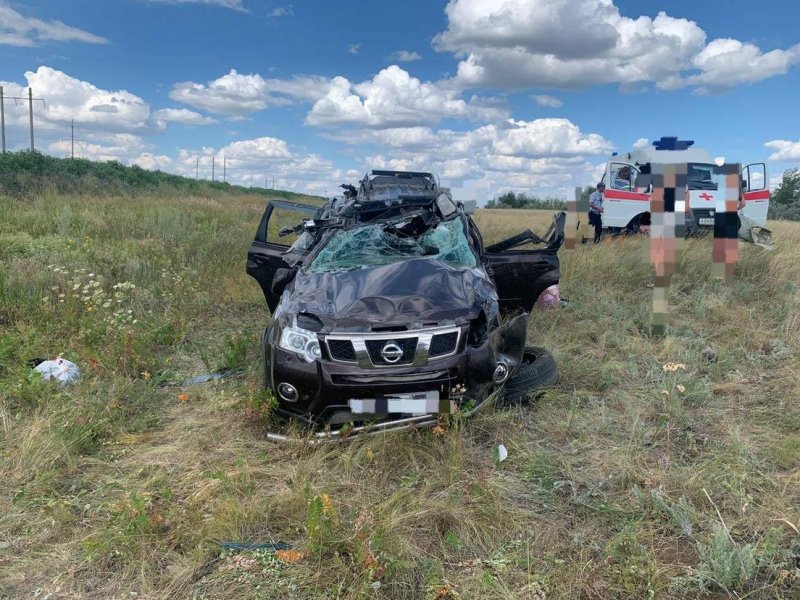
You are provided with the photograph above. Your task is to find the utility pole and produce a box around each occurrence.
[28,88,34,151]
[272,178,275,189]
[212,156,215,182]
[195,156,199,180]
[0,86,5,154]
[1,88,44,152]
[223,156,226,182]
[61,120,84,158]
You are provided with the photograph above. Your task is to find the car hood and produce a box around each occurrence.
[286,258,498,329]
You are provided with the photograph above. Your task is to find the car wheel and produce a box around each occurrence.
[498,346,558,406]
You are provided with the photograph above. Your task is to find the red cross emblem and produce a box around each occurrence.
[699,192,713,201]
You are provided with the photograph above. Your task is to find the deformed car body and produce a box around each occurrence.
[246,170,564,429]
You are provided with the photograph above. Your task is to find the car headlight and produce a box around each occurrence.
[278,320,322,363]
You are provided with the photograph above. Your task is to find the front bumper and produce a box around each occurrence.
[264,314,528,426]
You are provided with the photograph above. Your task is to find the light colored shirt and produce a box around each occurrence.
[589,190,603,214]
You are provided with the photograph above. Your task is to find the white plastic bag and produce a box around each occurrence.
[34,358,80,384]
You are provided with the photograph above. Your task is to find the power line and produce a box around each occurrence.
[0,86,5,154]
[0,87,45,152]
[61,119,85,159]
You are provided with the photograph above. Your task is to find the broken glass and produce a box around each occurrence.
[307,217,477,273]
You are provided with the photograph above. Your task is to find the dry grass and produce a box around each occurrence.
[1,197,799,599]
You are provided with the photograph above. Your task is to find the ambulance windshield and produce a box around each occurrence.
[687,163,719,191]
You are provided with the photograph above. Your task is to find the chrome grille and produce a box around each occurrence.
[324,325,461,369]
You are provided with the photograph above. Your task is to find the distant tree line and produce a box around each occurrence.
[485,191,566,210]
[0,151,322,202]
[769,168,800,221]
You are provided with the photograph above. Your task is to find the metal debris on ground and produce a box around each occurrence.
[174,369,243,387]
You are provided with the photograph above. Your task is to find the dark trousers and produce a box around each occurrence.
[588,211,602,243]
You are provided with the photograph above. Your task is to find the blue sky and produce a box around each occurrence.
[1,0,799,199]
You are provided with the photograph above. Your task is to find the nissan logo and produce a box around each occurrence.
[380,341,403,363]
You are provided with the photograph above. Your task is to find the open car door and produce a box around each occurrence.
[484,211,565,314]
[740,162,769,225]
[246,200,320,312]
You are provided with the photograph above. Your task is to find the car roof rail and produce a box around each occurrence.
[370,169,435,179]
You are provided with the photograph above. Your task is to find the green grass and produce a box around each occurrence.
[0,150,325,203]
[1,196,799,599]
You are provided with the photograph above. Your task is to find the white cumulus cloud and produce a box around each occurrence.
[1,66,158,135]
[765,139,800,161]
[49,133,149,162]
[687,38,800,93]
[330,117,612,198]
[434,0,800,93]
[390,50,422,62]
[531,95,562,108]
[169,69,335,116]
[153,108,216,125]
[306,66,507,129]
[0,2,107,46]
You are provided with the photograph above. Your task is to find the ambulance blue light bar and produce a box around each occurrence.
[652,136,695,150]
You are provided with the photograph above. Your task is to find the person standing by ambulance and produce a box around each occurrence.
[589,182,605,243]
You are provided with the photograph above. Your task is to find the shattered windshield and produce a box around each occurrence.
[307,217,477,273]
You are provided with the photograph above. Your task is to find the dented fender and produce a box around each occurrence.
[467,313,528,384]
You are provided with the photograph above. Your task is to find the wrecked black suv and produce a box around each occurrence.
[247,170,564,429]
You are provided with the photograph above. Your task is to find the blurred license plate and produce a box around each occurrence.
[349,391,445,414]
[698,217,714,225]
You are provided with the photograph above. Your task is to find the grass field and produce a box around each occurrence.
[1,194,799,599]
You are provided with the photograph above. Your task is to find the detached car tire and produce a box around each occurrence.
[499,346,558,407]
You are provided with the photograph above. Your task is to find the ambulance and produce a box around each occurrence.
[599,136,769,232]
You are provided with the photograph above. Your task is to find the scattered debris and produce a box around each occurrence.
[31,357,80,384]
[738,214,774,250]
[275,549,308,563]
[181,369,242,386]
[662,362,687,373]
[536,284,561,309]
[495,444,508,463]
[700,346,718,363]
[219,542,291,551]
